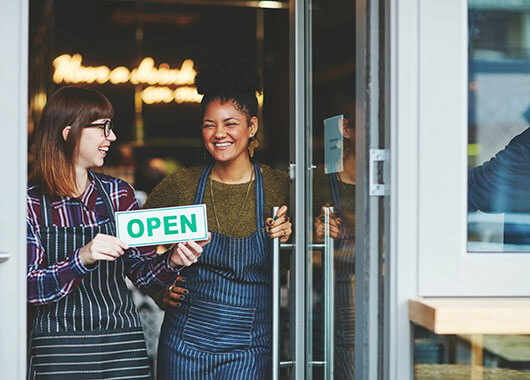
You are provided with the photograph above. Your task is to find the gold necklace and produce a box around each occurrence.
[209,169,254,236]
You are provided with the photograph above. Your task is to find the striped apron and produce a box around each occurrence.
[157,162,272,380]
[329,173,355,380]
[28,175,151,380]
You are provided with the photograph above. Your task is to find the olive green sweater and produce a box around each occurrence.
[144,165,290,238]
[312,166,355,232]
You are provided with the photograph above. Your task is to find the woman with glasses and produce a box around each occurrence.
[27,86,209,379]
[144,58,292,379]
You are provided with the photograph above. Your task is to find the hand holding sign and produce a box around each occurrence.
[168,232,211,268]
[79,233,129,266]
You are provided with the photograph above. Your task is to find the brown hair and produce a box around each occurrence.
[30,87,114,197]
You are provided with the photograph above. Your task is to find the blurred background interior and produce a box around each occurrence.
[28,0,292,200]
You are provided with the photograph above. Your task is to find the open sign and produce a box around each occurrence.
[115,204,208,247]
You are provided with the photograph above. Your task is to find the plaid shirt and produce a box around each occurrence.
[27,172,179,305]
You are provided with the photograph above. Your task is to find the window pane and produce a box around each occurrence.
[467,0,530,252]
[413,324,530,379]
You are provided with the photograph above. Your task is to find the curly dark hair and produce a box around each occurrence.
[195,57,262,121]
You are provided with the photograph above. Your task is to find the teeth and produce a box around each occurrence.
[98,147,108,152]
[215,142,232,147]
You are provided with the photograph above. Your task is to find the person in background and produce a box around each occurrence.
[144,58,292,379]
[27,86,209,379]
[313,108,356,379]
[468,126,530,246]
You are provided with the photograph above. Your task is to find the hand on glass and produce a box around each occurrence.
[80,233,129,266]
[162,276,188,309]
[314,206,342,242]
[169,232,211,268]
[266,205,292,243]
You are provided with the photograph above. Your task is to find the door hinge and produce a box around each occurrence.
[369,149,389,196]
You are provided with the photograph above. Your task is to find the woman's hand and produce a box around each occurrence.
[79,233,129,266]
[162,276,188,309]
[314,206,342,241]
[168,232,211,268]
[266,205,292,243]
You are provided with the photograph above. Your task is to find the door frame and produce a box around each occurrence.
[0,0,29,378]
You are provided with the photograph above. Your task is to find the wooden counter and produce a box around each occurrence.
[409,298,530,335]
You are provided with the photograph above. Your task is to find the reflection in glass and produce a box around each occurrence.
[467,1,530,252]
[413,325,530,379]
[306,0,356,376]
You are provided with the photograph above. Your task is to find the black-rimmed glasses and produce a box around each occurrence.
[84,120,113,137]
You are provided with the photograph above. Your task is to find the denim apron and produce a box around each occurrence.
[329,173,355,380]
[157,162,272,380]
[28,174,151,379]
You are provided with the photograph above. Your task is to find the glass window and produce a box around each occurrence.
[413,325,530,379]
[467,0,530,252]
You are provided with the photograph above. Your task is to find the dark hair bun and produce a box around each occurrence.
[195,57,262,98]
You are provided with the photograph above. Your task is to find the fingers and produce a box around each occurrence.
[163,283,189,309]
[314,216,341,240]
[167,288,187,301]
[274,205,288,219]
[164,299,181,308]
[170,241,201,267]
[169,286,188,296]
[94,233,130,250]
[269,222,291,236]
[184,240,204,256]
[178,242,200,263]
[269,222,292,241]
[80,234,129,266]
[162,290,181,308]
[268,206,292,241]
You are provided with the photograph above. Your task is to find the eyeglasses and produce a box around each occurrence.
[84,120,113,137]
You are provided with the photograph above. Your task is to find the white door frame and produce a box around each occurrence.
[0,0,28,378]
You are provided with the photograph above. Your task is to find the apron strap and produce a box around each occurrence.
[193,162,215,204]
[90,171,116,223]
[40,193,53,228]
[253,161,265,230]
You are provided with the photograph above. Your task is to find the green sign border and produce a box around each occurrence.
[115,204,208,247]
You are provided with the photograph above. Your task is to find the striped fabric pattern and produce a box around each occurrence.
[329,173,355,379]
[157,162,272,379]
[28,174,152,379]
[28,328,150,380]
[27,171,179,306]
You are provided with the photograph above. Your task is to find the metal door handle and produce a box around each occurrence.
[323,207,335,380]
[272,207,281,380]
[0,251,10,263]
[272,207,295,380]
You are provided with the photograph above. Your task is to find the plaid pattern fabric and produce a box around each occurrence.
[27,172,179,305]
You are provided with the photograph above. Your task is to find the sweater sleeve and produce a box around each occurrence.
[468,127,530,213]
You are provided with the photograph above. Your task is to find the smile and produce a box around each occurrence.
[214,142,233,147]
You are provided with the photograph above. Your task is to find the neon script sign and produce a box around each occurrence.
[52,54,202,104]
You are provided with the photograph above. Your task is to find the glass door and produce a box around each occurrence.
[272,0,387,379]
[304,0,357,378]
